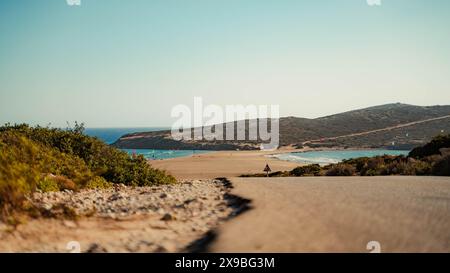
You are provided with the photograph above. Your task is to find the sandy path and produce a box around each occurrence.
[150,150,300,179]
[209,176,450,252]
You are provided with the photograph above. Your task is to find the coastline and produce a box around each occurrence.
[149,146,411,179]
[149,149,301,179]
[266,146,411,165]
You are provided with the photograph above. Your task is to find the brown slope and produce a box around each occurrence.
[112,103,450,150]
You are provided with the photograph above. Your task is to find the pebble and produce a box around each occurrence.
[25,179,236,253]
[159,193,167,198]
[86,243,108,253]
[156,208,165,214]
[161,213,174,221]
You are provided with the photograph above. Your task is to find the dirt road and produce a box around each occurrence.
[209,176,450,252]
[303,115,450,145]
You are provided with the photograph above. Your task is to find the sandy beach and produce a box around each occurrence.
[150,149,301,179]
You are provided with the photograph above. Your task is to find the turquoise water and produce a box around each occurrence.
[122,149,211,160]
[273,150,410,165]
[84,128,210,160]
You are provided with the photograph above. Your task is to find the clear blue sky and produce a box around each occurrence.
[1,0,450,127]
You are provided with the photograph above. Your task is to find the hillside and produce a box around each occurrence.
[112,103,450,150]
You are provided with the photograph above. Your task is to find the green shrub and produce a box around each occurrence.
[85,176,113,189]
[37,177,60,192]
[346,155,431,176]
[357,157,380,176]
[432,155,450,176]
[269,171,290,177]
[408,159,432,175]
[278,151,444,177]
[342,157,370,173]
[0,134,40,219]
[290,164,321,176]
[0,124,176,221]
[0,124,176,186]
[325,163,356,176]
[409,134,450,158]
[37,175,79,192]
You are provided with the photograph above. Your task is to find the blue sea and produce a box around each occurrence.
[273,150,410,165]
[84,127,167,144]
[84,127,210,160]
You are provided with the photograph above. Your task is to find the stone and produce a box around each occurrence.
[108,193,124,201]
[161,213,174,221]
[159,193,167,198]
[42,203,53,210]
[156,208,165,214]
[184,198,197,204]
[86,243,108,253]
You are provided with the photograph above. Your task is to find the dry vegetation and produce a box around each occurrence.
[0,123,175,223]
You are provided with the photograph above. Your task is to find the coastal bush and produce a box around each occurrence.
[37,177,60,192]
[409,134,450,159]
[339,155,432,176]
[241,135,450,178]
[85,176,113,189]
[0,156,39,221]
[342,156,377,173]
[342,155,400,172]
[0,124,176,221]
[0,124,176,186]
[325,163,356,176]
[0,131,96,218]
[359,157,386,176]
[407,159,432,175]
[242,152,443,178]
[432,155,450,176]
[289,164,321,176]
[268,171,282,177]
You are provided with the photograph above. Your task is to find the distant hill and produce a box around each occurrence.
[112,103,450,150]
